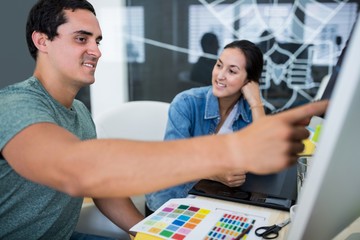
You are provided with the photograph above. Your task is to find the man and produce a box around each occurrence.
[0,0,327,239]
[1,1,142,239]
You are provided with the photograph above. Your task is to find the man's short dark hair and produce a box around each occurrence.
[26,0,96,60]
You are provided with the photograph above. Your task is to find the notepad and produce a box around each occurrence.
[131,198,269,240]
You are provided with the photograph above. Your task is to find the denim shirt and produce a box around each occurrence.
[146,86,253,211]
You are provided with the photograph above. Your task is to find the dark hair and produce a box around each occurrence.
[224,40,263,83]
[26,0,96,60]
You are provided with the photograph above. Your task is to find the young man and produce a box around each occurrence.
[0,0,327,239]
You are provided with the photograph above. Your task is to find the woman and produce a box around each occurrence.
[145,39,265,215]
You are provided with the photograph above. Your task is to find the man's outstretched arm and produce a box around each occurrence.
[3,100,328,198]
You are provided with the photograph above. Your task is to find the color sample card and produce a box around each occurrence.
[131,198,269,239]
[141,202,210,239]
[205,213,256,240]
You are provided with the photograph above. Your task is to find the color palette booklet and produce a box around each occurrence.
[130,198,270,240]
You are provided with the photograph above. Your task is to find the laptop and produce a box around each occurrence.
[188,165,297,211]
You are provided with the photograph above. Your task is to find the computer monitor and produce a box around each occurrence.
[287,17,360,239]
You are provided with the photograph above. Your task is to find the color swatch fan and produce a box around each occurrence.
[131,198,269,239]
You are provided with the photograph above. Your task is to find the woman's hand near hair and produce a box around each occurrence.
[242,81,266,120]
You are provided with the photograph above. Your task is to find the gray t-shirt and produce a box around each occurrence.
[0,77,96,239]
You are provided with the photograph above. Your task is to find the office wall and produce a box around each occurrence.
[89,0,128,120]
[125,0,359,112]
[0,0,36,89]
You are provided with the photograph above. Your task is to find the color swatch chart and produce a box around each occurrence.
[205,213,256,240]
[131,198,269,239]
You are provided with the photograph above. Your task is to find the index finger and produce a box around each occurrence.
[275,100,329,125]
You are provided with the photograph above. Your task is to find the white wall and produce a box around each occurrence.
[89,0,128,120]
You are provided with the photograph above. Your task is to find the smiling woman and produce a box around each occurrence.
[145,39,266,214]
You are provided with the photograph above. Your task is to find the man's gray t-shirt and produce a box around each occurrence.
[0,77,97,239]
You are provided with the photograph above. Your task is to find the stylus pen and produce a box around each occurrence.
[235,224,253,240]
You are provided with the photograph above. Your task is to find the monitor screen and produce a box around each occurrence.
[318,44,346,101]
[287,16,360,239]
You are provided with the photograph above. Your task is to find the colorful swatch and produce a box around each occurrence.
[204,213,256,240]
[142,202,210,239]
[131,198,269,240]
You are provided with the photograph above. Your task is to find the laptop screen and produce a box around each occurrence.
[318,44,347,101]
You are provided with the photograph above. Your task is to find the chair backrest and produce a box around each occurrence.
[94,101,170,141]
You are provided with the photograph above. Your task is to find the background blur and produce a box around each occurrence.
[1,0,358,117]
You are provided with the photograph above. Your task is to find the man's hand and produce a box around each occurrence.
[227,100,328,175]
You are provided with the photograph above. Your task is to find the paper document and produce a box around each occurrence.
[131,198,270,239]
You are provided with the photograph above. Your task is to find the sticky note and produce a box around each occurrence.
[299,139,315,156]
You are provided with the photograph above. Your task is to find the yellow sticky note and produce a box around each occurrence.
[299,139,316,156]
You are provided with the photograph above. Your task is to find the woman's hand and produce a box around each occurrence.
[242,81,266,120]
[208,171,247,187]
[241,81,263,108]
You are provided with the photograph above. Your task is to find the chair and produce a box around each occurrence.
[75,100,170,239]
[95,100,170,141]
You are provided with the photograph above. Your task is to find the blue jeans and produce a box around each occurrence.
[145,182,196,211]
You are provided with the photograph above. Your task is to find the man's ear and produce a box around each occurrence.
[32,31,48,52]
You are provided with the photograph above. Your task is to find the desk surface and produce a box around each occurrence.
[133,195,289,239]
[132,196,360,240]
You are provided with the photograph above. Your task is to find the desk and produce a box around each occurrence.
[132,195,360,240]
[133,195,289,239]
